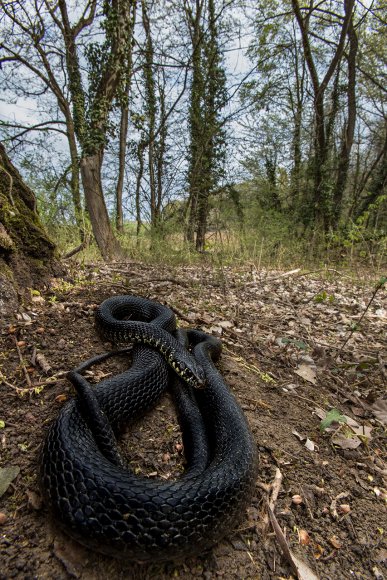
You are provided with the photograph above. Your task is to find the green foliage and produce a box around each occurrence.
[314,291,335,303]
[320,409,347,433]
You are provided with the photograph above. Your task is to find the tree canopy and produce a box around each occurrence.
[0,0,385,260]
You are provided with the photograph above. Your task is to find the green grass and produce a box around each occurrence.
[46,217,386,281]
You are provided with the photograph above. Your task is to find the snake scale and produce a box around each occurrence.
[41,296,257,562]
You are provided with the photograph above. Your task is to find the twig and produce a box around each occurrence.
[0,375,20,391]
[265,268,301,281]
[247,268,301,285]
[222,348,276,380]
[169,305,193,324]
[241,395,272,409]
[269,468,283,511]
[62,235,91,260]
[260,468,283,536]
[14,337,32,387]
[267,504,299,578]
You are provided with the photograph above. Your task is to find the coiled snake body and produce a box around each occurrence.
[41,296,257,562]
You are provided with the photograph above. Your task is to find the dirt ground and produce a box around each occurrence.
[0,261,386,580]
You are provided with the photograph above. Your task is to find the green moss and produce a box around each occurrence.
[0,260,14,281]
[0,184,55,259]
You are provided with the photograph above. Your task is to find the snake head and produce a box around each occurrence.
[171,356,206,389]
[182,362,207,389]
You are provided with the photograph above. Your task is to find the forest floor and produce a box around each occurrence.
[0,260,386,580]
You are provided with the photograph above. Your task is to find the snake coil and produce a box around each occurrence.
[41,296,257,562]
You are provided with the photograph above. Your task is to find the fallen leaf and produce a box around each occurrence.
[371,399,387,425]
[291,553,320,580]
[218,320,233,329]
[199,314,213,324]
[292,430,305,442]
[0,420,5,429]
[350,406,367,417]
[295,364,317,385]
[349,424,373,441]
[373,566,384,580]
[209,325,222,335]
[375,548,387,563]
[267,504,319,580]
[0,466,20,498]
[299,529,311,545]
[331,430,362,449]
[55,394,68,403]
[313,543,324,559]
[26,489,43,510]
[305,438,316,451]
[314,407,326,420]
[329,535,342,549]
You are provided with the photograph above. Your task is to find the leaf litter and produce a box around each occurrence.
[0,262,386,579]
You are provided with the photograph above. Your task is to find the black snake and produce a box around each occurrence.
[41,295,257,562]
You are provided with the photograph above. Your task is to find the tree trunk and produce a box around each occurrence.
[332,11,358,225]
[292,0,355,230]
[186,0,204,245]
[66,116,84,238]
[355,133,387,219]
[135,141,145,239]
[0,144,59,320]
[116,102,129,233]
[195,191,208,252]
[80,153,121,260]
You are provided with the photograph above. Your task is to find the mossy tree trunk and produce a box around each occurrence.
[0,144,58,319]
[185,0,227,252]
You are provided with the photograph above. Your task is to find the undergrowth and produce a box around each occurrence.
[45,217,386,280]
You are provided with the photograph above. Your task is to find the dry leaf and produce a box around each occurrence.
[305,438,316,451]
[375,548,387,563]
[26,489,43,510]
[295,364,317,385]
[299,529,311,545]
[55,394,68,403]
[292,430,305,441]
[313,543,324,559]
[0,466,20,498]
[218,320,233,329]
[267,504,319,580]
[331,431,362,449]
[329,535,342,549]
[371,399,387,425]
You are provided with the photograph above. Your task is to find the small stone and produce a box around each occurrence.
[0,512,8,524]
[292,494,303,505]
[339,504,351,514]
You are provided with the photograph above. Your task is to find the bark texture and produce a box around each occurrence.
[0,144,59,320]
